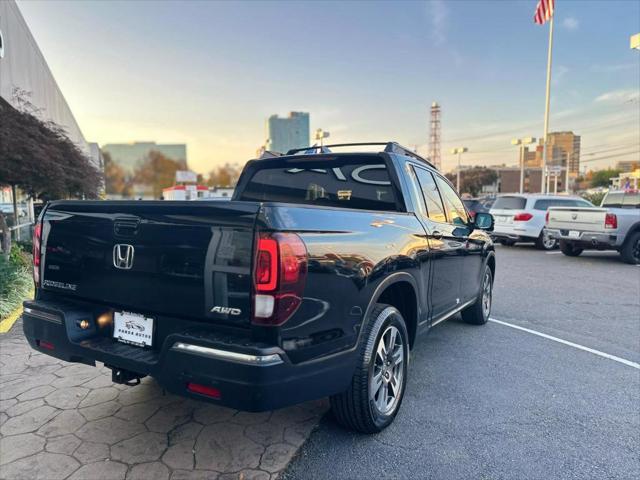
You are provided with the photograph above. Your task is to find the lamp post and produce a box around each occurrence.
[511,137,536,194]
[314,129,330,147]
[451,147,468,192]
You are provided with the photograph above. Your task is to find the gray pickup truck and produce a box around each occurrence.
[546,190,640,264]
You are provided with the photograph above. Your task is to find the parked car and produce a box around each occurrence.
[23,142,496,433]
[546,190,640,264]
[490,194,594,250]
[462,198,490,221]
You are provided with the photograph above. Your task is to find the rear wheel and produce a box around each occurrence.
[535,230,557,250]
[620,231,640,265]
[461,266,492,325]
[559,240,583,257]
[330,304,409,433]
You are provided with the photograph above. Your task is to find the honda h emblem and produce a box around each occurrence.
[571,213,578,220]
[113,244,135,270]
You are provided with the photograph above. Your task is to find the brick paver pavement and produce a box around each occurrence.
[0,321,327,480]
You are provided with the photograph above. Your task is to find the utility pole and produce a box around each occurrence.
[451,147,468,192]
[565,152,571,193]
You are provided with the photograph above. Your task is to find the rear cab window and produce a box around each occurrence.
[236,155,399,211]
[603,192,640,209]
[533,199,594,210]
[492,196,527,210]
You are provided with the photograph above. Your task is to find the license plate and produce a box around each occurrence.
[113,311,154,347]
[568,231,580,239]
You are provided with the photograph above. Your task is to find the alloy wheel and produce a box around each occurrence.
[370,325,404,416]
[482,271,492,319]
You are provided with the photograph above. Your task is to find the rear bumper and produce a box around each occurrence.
[546,229,619,248]
[22,300,355,412]
[491,223,540,242]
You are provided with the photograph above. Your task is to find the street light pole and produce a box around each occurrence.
[451,147,468,192]
[511,138,536,194]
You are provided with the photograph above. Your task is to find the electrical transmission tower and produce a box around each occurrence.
[429,102,441,170]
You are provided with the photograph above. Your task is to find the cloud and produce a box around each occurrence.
[591,63,639,73]
[595,89,640,104]
[562,17,579,30]
[552,65,570,85]
[426,0,449,46]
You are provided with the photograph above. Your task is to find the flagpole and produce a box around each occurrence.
[541,15,554,194]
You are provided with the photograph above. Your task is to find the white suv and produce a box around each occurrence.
[490,194,594,250]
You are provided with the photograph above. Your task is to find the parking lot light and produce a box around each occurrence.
[511,137,536,194]
[451,147,468,192]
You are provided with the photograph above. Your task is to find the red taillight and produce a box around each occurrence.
[255,238,278,291]
[252,233,307,326]
[545,211,549,224]
[605,213,617,229]
[468,210,476,220]
[187,382,221,399]
[513,212,533,222]
[33,223,42,286]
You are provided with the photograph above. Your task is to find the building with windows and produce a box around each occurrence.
[0,0,100,170]
[101,142,188,176]
[523,131,581,175]
[265,112,310,153]
[616,160,640,173]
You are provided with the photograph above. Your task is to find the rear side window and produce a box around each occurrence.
[237,157,398,211]
[622,192,640,208]
[412,167,447,223]
[533,199,593,210]
[493,196,527,210]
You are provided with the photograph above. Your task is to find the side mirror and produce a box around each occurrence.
[473,212,494,232]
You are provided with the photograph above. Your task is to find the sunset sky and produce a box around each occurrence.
[17,0,640,174]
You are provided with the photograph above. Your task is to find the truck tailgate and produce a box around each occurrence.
[40,201,260,325]
[547,207,607,231]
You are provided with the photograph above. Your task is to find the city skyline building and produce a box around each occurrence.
[523,131,581,175]
[101,142,187,175]
[265,112,310,154]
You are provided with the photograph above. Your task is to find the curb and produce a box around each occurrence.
[0,290,33,334]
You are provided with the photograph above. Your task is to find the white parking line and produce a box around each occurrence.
[489,318,640,370]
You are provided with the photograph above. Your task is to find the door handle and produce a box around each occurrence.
[432,230,443,240]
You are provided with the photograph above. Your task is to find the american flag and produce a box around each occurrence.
[534,0,555,25]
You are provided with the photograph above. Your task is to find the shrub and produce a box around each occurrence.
[0,244,33,320]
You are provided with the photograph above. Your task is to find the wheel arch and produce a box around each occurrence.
[364,272,419,349]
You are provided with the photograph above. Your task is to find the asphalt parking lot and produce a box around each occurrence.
[283,244,640,479]
[1,244,638,479]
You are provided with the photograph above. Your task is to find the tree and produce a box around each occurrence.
[207,163,242,187]
[103,151,132,197]
[0,96,102,201]
[445,167,498,197]
[590,168,620,188]
[134,150,186,199]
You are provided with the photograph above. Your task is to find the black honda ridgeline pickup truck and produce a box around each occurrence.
[24,142,495,433]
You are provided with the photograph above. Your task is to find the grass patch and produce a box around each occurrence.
[0,245,33,320]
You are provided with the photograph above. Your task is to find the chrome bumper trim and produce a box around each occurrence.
[23,307,62,324]
[171,342,283,366]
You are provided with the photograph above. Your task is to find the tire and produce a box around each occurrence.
[330,304,409,433]
[499,239,515,246]
[461,266,492,325]
[535,229,557,250]
[559,240,583,257]
[620,231,640,265]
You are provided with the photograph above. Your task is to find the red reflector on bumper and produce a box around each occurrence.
[187,382,221,399]
[38,340,55,350]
